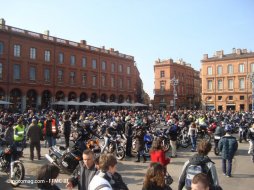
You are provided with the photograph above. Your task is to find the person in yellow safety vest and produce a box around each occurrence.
[11,117,25,178]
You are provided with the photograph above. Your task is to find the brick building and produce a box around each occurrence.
[0,19,143,112]
[153,58,200,110]
[201,48,254,111]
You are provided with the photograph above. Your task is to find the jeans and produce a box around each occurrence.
[46,136,56,147]
[190,136,197,150]
[170,140,177,156]
[222,158,233,176]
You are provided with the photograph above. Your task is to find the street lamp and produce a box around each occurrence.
[170,76,179,111]
[248,72,254,112]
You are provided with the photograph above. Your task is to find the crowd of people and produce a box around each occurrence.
[1,108,254,189]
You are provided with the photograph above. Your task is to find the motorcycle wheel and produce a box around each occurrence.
[204,134,211,142]
[115,146,125,160]
[214,147,220,156]
[10,161,25,187]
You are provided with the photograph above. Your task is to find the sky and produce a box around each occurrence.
[1,0,254,99]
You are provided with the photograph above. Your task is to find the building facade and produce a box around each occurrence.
[0,19,143,112]
[201,48,254,111]
[153,58,200,110]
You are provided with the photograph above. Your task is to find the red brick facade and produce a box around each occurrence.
[153,59,200,110]
[0,20,142,112]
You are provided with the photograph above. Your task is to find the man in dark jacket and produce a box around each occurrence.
[134,122,146,163]
[63,114,71,148]
[27,119,42,160]
[218,124,238,177]
[44,114,58,147]
[124,116,134,157]
[66,149,97,190]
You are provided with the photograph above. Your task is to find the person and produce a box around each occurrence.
[133,122,146,162]
[124,115,134,157]
[150,138,170,168]
[44,114,58,147]
[191,173,210,190]
[218,124,238,177]
[247,123,254,162]
[66,149,97,190]
[178,140,220,190]
[62,114,71,148]
[142,162,172,190]
[37,163,60,190]
[88,154,118,190]
[94,155,129,190]
[26,118,42,160]
[188,122,198,152]
[168,119,179,157]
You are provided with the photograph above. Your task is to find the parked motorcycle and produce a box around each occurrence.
[106,134,125,160]
[213,135,221,156]
[0,135,25,187]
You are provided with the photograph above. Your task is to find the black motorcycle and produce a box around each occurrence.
[106,134,125,160]
[0,136,25,187]
[45,134,85,174]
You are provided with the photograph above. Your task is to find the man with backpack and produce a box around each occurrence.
[178,140,220,190]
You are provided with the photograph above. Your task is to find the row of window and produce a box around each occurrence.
[0,42,131,74]
[208,95,245,101]
[207,78,248,90]
[207,63,254,75]
[0,63,131,89]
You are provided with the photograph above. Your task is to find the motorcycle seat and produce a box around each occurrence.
[59,146,66,151]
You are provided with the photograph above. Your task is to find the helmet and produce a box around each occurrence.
[125,115,131,122]
[224,124,232,132]
[110,121,117,128]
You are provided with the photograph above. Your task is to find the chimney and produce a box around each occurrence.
[0,18,6,26]
[216,50,224,58]
[236,49,242,55]
[101,46,105,49]
[44,30,50,36]
[203,54,208,60]
[110,48,114,52]
[232,48,236,54]
[80,40,87,45]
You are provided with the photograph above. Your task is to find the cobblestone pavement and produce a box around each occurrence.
[1,138,254,190]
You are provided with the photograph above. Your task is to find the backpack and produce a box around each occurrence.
[185,162,208,189]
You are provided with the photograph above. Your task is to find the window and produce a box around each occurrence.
[111,77,115,88]
[160,71,165,78]
[59,53,64,64]
[13,64,21,80]
[82,74,86,85]
[70,55,76,66]
[70,72,75,84]
[239,63,244,73]
[251,63,254,73]
[45,50,50,62]
[127,66,131,75]
[217,66,222,75]
[30,48,36,59]
[240,96,244,100]
[14,44,21,57]
[58,69,63,81]
[228,64,233,74]
[160,81,165,92]
[29,67,36,81]
[119,78,123,89]
[101,61,106,71]
[239,78,245,90]
[44,69,50,82]
[0,63,2,79]
[228,79,233,90]
[160,98,165,103]
[92,59,97,69]
[92,75,96,86]
[111,63,115,72]
[228,96,233,100]
[218,79,223,90]
[0,42,3,55]
[207,67,212,75]
[118,64,123,72]
[102,75,106,87]
[218,96,222,101]
[82,57,86,68]
[207,80,213,90]
[127,79,131,89]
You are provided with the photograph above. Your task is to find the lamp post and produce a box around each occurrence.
[248,73,254,112]
[170,76,179,111]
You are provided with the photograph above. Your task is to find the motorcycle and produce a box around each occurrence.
[213,135,221,156]
[0,135,25,187]
[106,134,125,160]
[45,134,85,174]
[196,125,211,142]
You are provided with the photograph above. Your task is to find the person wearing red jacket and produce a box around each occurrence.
[150,138,170,167]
